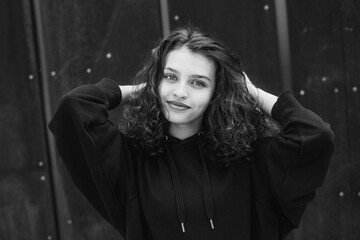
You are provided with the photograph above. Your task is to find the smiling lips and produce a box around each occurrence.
[167,101,191,111]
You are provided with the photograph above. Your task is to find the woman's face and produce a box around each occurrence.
[159,46,216,134]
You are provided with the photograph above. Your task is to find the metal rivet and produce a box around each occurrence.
[358,192,360,197]
[264,5,269,10]
[339,191,344,197]
[334,88,339,93]
[40,176,46,181]
[51,71,56,76]
[299,90,305,96]
[174,15,179,21]
[28,74,34,80]
[344,26,353,32]
[67,219,72,224]
[106,53,112,59]
[39,161,44,167]
[302,28,308,33]
[47,235,52,240]
[321,77,327,82]
[352,86,358,92]
[86,68,92,73]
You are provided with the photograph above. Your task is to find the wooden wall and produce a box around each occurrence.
[0,0,58,239]
[0,0,359,239]
[286,0,360,239]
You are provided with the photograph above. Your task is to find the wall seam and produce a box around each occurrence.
[30,0,63,239]
[159,0,171,37]
[274,0,292,91]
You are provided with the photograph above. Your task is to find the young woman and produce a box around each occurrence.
[49,27,335,240]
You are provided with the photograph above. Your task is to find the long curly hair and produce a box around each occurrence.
[121,26,278,164]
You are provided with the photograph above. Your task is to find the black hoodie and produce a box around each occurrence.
[49,78,335,240]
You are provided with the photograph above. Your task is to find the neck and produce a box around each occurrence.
[168,122,201,140]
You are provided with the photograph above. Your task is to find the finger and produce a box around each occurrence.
[242,71,251,84]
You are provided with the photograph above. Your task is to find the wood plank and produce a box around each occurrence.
[342,0,360,238]
[287,0,351,239]
[0,0,57,239]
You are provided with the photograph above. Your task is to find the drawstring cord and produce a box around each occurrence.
[197,132,216,230]
[163,132,216,233]
[164,136,187,233]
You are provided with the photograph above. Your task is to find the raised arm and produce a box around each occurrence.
[49,78,133,235]
[246,73,335,231]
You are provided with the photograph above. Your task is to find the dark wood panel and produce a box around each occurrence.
[0,0,57,239]
[342,0,360,239]
[287,0,350,239]
[40,0,162,239]
[168,0,282,94]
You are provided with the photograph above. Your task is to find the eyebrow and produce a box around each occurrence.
[164,67,212,82]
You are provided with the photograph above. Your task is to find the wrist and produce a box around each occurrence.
[119,85,133,101]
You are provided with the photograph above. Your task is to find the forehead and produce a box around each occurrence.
[164,46,215,78]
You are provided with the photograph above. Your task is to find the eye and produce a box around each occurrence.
[164,74,177,81]
[191,80,206,88]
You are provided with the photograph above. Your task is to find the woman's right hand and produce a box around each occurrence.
[243,72,278,116]
[119,83,146,102]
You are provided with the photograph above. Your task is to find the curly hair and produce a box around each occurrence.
[120,26,278,164]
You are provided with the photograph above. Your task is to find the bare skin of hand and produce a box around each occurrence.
[119,83,146,102]
[243,72,278,115]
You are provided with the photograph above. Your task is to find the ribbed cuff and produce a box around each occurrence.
[95,78,122,110]
[271,91,305,125]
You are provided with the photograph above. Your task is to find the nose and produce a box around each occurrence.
[172,83,188,99]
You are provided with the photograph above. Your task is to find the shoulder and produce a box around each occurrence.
[251,137,273,155]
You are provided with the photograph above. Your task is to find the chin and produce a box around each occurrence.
[168,118,190,125]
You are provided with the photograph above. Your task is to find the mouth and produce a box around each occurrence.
[166,101,191,110]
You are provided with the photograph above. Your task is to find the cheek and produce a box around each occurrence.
[204,89,215,105]
[158,81,169,99]
[158,83,168,109]
[196,94,213,111]
[158,81,164,96]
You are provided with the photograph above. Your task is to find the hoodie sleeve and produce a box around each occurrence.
[265,91,335,228]
[48,78,131,234]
